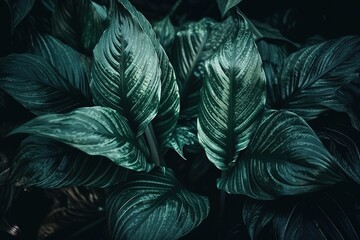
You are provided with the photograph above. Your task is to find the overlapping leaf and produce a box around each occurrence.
[10,106,153,172]
[243,185,360,240]
[51,0,107,51]
[0,54,89,115]
[198,14,266,170]
[106,168,209,240]
[153,17,176,53]
[217,0,242,17]
[29,33,92,100]
[217,110,344,199]
[117,0,180,150]
[268,36,360,121]
[90,0,161,136]
[12,136,129,188]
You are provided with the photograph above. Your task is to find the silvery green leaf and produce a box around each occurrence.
[107,168,209,240]
[217,110,344,200]
[0,54,90,115]
[197,14,266,170]
[268,36,360,122]
[10,106,154,172]
[217,0,242,17]
[90,1,161,136]
[12,136,129,188]
[166,125,197,158]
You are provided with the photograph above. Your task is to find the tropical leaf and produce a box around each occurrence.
[217,110,344,199]
[12,136,129,188]
[11,0,35,30]
[217,0,242,17]
[90,0,161,136]
[243,184,360,240]
[117,0,180,151]
[10,106,154,172]
[29,33,92,100]
[51,0,107,51]
[153,16,176,53]
[106,168,209,240]
[166,125,197,158]
[268,36,360,122]
[317,123,360,184]
[0,54,90,115]
[38,187,105,240]
[198,13,266,171]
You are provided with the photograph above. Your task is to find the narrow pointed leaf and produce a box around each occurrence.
[90,0,161,136]
[217,0,242,17]
[0,54,89,115]
[29,33,92,100]
[269,36,360,121]
[10,106,153,172]
[217,110,344,199]
[12,136,129,188]
[11,0,35,30]
[243,185,360,240]
[107,168,209,240]
[118,0,180,151]
[198,14,266,170]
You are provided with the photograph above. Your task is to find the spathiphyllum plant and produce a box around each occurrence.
[1,0,360,239]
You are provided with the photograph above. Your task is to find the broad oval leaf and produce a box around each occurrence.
[29,33,92,100]
[51,0,108,51]
[243,184,360,240]
[217,0,242,17]
[268,36,360,121]
[90,0,161,136]
[217,110,344,200]
[0,54,89,115]
[106,168,209,240]
[117,0,180,152]
[10,106,153,172]
[198,14,266,170]
[12,136,129,188]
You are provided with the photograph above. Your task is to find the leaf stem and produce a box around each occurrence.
[145,124,161,166]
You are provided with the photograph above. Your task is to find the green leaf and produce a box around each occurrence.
[198,14,266,170]
[166,125,197,158]
[317,124,360,184]
[29,33,92,100]
[12,136,129,188]
[153,16,176,53]
[108,0,180,148]
[11,0,35,30]
[268,36,360,121]
[10,106,154,172]
[217,0,242,17]
[106,168,209,240]
[217,110,344,199]
[90,0,161,136]
[243,184,360,239]
[0,54,90,115]
[51,0,107,51]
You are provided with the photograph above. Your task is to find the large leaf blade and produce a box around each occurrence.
[10,106,153,172]
[217,110,344,199]
[197,14,266,170]
[0,54,89,115]
[106,168,209,240]
[12,136,129,188]
[90,1,161,136]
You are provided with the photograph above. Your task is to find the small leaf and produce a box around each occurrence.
[29,33,92,100]
[106,168,209,240]
[153,17,176,53]
[217,110,344,200]
[243,184,360,239]
[166,125,197,158]
[12,136,129,188]
[0,54,90,115]
[198,14,266,170]
[11,0,35,30]
[269,36,360,121]
[217,0,242,17]
[90,0,161,136]
[10,106,153,172]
